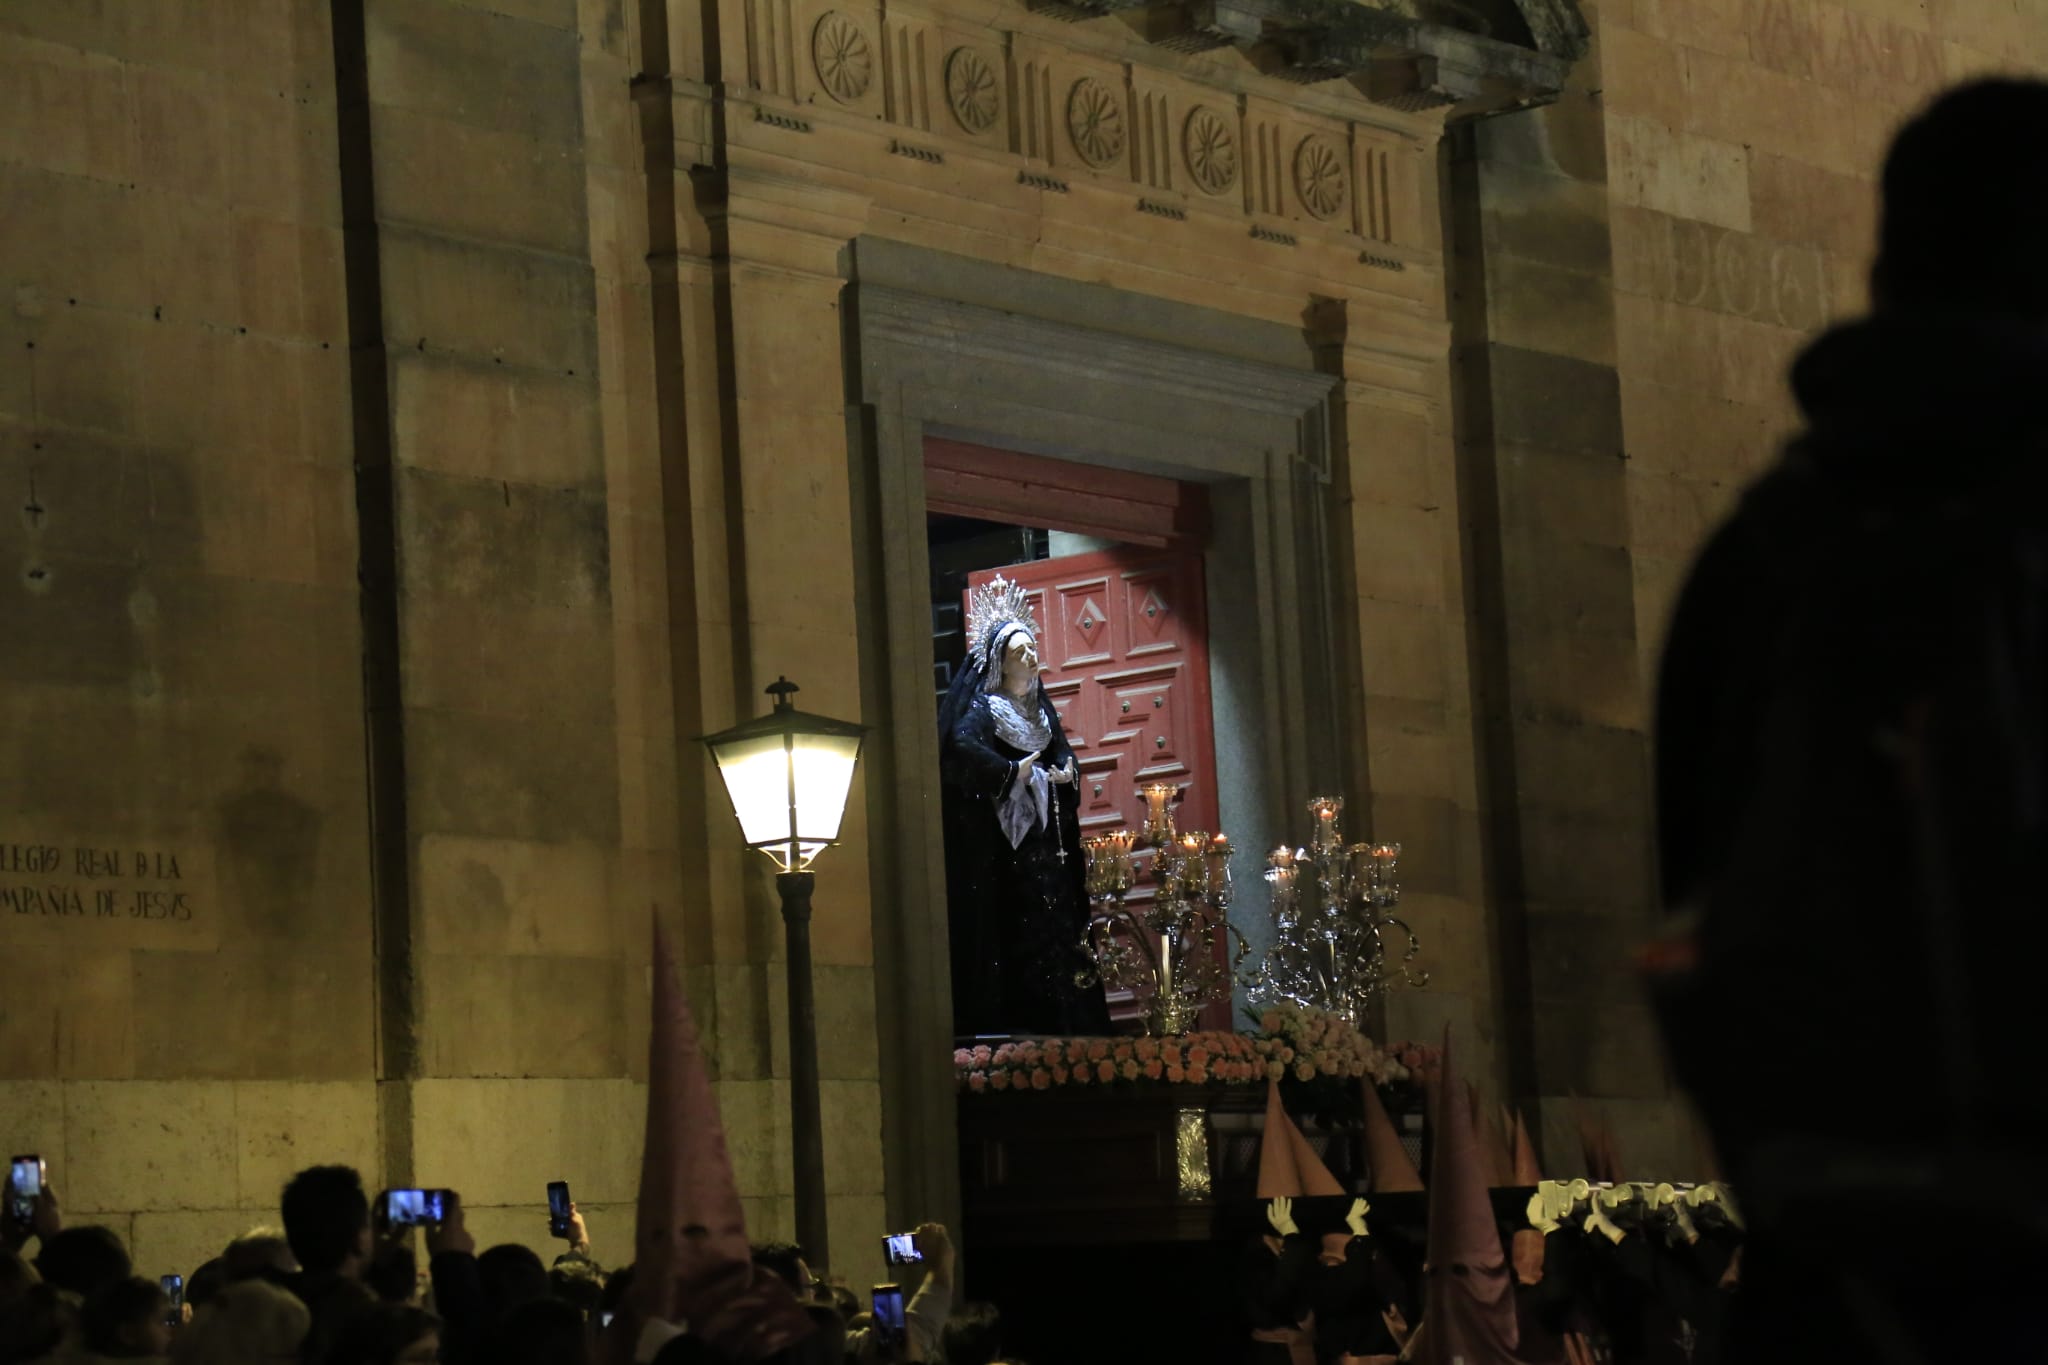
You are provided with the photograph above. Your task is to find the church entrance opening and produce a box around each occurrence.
[924,437,1230,1032]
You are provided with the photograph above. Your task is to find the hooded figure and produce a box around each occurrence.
[1416,1027,1521,1365]
[1246,1079,1339,1365]
[1246,1081,1405,1365]
[1507,1112,1546,1286]
[1502,1111,1591,1365]
[603,922,811,1364]
[939,574,1111,1036]
[1470,1086,1514,1191]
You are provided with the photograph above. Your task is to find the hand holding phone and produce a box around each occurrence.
[869,1283,906,1349]
[880,1231,924,1266]
[4,1158,56,1252]
[423,1190,474,1258]
[547,1181,573,1238]
[379,1188,448,1230]
[7,1157,42,1227]
[160,1274,184,1327]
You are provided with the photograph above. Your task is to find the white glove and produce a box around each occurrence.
[1649,1183,1697,1243]
[1528,1179,1587,1234]
[1583,1203,1625,1244]
[1689,1181,1744,1231]
[1583,1185,1630,1243]
[1345,1197,1370,1237]
[1267,1196,1298,1237]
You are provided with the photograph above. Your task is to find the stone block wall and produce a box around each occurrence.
[0,0,378,1276]
[1600,0,2048,679]
[0,0,890,1284]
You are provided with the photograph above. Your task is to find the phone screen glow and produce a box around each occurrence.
[388,1189,442,1226]
[8,1159,39,1222]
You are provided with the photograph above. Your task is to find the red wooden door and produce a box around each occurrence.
[967,545,1225,1029]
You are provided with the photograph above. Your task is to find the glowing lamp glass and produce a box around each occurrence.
[704,680,866,872]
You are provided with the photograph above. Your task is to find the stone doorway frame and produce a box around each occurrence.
[841,237,1347,1229]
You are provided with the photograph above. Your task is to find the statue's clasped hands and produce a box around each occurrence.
[1022,749,1077,785]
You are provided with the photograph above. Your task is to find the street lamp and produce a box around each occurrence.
[704,676,866,1271]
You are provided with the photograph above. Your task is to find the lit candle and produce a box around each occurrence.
[1269,845,1296,870]
[1109,829,1137,892]
[1204,833,1233,902]
[1143,783,1177,844]
[1308,796,1344,852]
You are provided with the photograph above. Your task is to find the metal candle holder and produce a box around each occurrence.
[1240,796,1427,1026]
[1078,786,1249,1035]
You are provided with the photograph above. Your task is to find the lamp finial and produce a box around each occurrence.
[766,676,799,710]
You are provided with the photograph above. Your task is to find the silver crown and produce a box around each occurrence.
[965,574,1038,669]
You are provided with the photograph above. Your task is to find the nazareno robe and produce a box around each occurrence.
[1240,1234,1317,1365]
[1305,1235,1410,1363]
[939,655,1111,1038]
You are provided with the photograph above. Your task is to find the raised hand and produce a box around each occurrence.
[426,1191,475,1257]
[1266,1196,1298,1237]
[559,1202,590,1254]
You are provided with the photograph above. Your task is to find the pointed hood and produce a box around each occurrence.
[624,920,811,1361]
[1469,1083,1514,1188]
[1570,1098,1627,1185]
[1258,1078,1345,1197]
[1508,1110,1547,1286]
[1571,1100,1600,1182]
[1510,1110,1542,1186]
[1362,1075,1424,1193]
[1421,1026,1520,1365]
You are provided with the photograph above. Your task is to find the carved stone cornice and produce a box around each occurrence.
[1134,0,1579,119]
[1028,0,1151,20]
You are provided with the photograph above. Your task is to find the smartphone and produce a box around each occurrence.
[547,1181,572,1238]
[7,1156,42,1225]
[880,1231,924,1266]
[870,1284,906,1348]
[381,1188,449,1229]
[160,1274,184,1326]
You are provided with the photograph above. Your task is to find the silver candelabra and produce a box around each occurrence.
[1239,796,1427,1026]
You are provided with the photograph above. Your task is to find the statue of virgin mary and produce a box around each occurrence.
[939,575,1112,1038]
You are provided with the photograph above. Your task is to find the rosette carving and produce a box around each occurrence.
[945,47,1001,134]
[1066,77,1126,168]
[1182,105,1238,195]
[811,12,872,103]
[1293,135,1347,219]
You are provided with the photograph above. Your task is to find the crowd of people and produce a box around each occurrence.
[0,1170,1008,1365]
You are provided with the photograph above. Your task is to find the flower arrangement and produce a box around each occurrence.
[951,1005,1442,1116]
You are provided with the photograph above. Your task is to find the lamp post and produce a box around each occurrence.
[704,676,866,1272]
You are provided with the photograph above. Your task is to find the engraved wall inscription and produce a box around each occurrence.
[0,835,215,947]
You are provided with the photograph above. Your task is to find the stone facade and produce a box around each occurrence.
[0,0,2042,1285]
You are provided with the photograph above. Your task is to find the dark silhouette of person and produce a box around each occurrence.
[1650,79,2048,1365]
